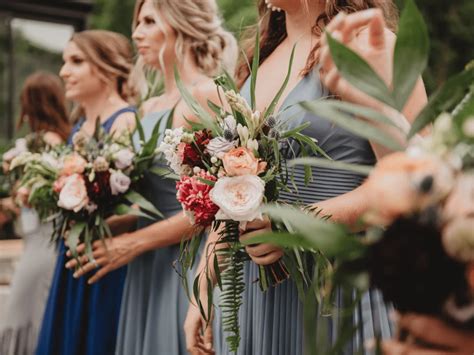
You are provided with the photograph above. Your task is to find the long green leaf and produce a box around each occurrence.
[266,44,297,117]
[67,222,86,257]
[114,204,155,220]
[289,157,373,176]
[408,65,474,138]
[250,29,260,111]
[174,67,220,135]
[326,33,396,108]
[393,0,429,110]
[124,190,164,219]
[301,100,404,151]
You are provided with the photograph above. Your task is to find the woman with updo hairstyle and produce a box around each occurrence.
[36,30,136,355]
[65,1,237,354]
[0,71,69,355]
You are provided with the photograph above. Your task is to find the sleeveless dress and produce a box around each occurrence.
[35,107,136,355]
[214,71,393,354]
[0,209,55,355]
[115,111,203,355]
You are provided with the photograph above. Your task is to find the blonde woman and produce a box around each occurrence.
[66,1,236,354]
[36,30,136,355]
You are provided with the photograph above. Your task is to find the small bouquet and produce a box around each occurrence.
[10,118,164,262]
[159,43,328,350]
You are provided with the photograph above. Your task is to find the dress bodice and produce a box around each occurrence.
[133,110,181,228]
[240,70,376,204]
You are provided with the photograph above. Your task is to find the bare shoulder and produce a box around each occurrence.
[190,79,221,107]
[43,131,63,146]
[111,111,136,134]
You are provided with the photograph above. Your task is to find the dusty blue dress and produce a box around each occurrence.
[115,111,203,354]
[36,107,136,355]
[214,71,393,354]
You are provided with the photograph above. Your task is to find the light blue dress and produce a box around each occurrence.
[115,111,203,354]
[214,71,393,354]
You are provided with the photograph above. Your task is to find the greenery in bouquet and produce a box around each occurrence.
[158,33,330,350]
[242,0,473,352]
[9,118,164,264]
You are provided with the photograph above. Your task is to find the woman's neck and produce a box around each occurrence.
[284,2,326,45]
[159,49,207,97]
[81,89,126,123]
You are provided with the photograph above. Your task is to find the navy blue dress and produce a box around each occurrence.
[36,107,136,355]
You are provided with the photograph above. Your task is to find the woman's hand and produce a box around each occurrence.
[239,217,283,266]
[65,232,142,284]
[184,301,214,355]
[106,214,138,236]
[320,9,394,107]
[383,313,474,354]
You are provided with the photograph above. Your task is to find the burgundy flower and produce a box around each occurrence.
[85,170,112,203]
[182,130,212,168]
[176,171,218,227]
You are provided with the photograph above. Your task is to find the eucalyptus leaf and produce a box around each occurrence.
[124,190,164,219]
[326,33,396,108]
[408,66,474,138]
[67,222,86,258]
[392,0,429,111]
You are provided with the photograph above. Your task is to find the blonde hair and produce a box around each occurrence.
[132,0,237,96]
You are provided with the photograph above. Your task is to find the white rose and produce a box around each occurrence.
[206,137,237,157]
[41,152,61,170]
[114,149,135,169]
[210,175,265,222]
[57,174,89,212]
[109,170,131,195]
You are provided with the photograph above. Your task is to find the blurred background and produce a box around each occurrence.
[0,0,472,233]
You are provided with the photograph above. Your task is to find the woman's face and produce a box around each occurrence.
[59,41,105,102]
[132,0,176,68]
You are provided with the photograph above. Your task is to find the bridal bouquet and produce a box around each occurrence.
[159,39,328,349]
[10,119,163,262]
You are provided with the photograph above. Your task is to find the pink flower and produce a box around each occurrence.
[176,171,219,227]
[222,147,266,176]
[61,153,87,176]
[53,175,69,193]
[57,174,89,212]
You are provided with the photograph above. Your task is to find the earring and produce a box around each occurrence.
[264,0,282,12]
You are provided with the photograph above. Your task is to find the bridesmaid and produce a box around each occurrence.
[35,30,136,355]
[185,1,428,354]
[66,1,237,354]
[0,71,70,355]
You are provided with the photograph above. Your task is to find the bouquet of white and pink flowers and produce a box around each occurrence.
[10,118,164,262]
[159,43,328,349]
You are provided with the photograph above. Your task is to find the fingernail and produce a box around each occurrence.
[65,262,70,268]
[73,272,78,278]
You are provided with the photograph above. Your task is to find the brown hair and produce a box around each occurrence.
[236,0,399,88]
[19,71,70,141]
[71,30,135,102]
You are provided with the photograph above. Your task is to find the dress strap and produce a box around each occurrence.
[102,106,137,133]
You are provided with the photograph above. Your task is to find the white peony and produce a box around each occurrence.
[109,170,131,195]
[206,137,237,158]
[210,175,265,222]
[114,149,135,170]
[57,174,89,212]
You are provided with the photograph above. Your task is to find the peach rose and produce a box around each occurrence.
[61,154,87,176]
[364,152,455,225]
[222,147,266,176]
